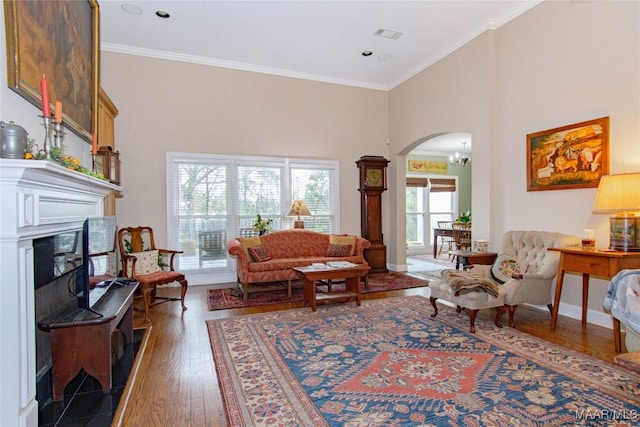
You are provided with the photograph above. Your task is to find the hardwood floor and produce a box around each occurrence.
[114,281,621,426]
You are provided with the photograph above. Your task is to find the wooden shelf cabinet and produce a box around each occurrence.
[98,87,120,215]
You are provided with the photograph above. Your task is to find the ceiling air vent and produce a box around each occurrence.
[374,29,404,40]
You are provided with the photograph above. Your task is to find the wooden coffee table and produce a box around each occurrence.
[294,264,370,311]
[448,250,498,270]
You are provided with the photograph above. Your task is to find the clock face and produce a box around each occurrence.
[366,168,383,187]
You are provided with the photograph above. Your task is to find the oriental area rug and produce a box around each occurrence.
[207,273,428,310]
[207,296,640,426]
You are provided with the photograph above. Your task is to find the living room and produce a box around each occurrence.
[1,1,639,426]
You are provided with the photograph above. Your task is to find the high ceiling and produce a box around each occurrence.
[99,0,540,154]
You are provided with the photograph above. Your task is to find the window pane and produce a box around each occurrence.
[291,168,334,233]
[172,162,230,270]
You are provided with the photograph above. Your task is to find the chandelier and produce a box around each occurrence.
[449,141,471,167]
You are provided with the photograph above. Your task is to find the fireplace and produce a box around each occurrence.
[0,159,120,427]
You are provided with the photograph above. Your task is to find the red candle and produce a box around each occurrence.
[40,74,51,117]
[91,133,97,155]
[54,101,62,123]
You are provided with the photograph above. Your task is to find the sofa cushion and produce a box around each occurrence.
[238,236,262,262]
[490,254,527,284]
[248,245,271,262]
[329,235,356,256]
[327,243,352,257]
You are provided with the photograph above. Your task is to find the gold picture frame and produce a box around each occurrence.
[526,117,609,191]
[4,0,99,142]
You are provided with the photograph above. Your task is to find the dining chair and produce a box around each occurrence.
[452,222,472,251]
[436,221,456,259]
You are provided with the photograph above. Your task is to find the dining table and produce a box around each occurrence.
[433,227,454,258]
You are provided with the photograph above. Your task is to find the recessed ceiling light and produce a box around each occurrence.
[156,10,170,19]
[374,29,404,40]
[377,53,393,62]
[362,51,373,57]
[121,4,143,15]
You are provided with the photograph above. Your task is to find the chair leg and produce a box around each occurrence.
[429,297,439,317]
[180,279,188,311]
[494,306,505,329]
[506,304,518,328]
[141,285,153,323]
[464,309,479,333]
[287,279,292,298]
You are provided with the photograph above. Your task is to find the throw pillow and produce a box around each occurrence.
[128,250,161,275]
[248,245,271,262]
[490,254,527,284]
[327,243,352,257]
[329,235,356,256]
[238,236,262,262]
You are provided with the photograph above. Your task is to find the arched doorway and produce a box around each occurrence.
[402,132,472,269]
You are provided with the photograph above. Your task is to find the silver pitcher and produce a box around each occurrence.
[0,121,28,159]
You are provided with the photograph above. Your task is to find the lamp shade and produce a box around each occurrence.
[592,173,640,252]
[592,173,640,214]
[286,200,311,218]
[287,200,311,229]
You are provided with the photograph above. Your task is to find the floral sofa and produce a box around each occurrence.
[227,229,370,300]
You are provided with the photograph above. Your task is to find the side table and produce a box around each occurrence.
[448,250,498,270]
[548,247,640,352]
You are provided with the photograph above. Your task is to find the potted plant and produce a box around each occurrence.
[253,214,273,235]
[455,211,471,223]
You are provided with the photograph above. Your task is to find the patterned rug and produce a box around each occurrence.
[411,269,444,281]
[207,296,640,426]
[207,273,428,310]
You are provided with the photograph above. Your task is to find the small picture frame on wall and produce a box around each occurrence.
[526,117,609,191]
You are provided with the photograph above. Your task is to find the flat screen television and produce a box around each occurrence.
[33,216,117,316]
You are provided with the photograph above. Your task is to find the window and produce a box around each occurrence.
[406,177,457,250]
[167,153,339,272]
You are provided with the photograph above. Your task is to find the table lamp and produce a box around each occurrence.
[592,172,640,251]
[287,200,311,229]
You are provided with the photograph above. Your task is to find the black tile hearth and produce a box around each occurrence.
[38,329,145,427]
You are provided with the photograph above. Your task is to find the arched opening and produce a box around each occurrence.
[401,132,472,273]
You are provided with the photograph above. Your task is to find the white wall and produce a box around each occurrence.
[389,0,640,324]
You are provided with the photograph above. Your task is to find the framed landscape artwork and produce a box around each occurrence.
[4,0,99,142]
[526,117,609,191]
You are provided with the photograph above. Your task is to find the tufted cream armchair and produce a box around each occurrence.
[467,230,581,327]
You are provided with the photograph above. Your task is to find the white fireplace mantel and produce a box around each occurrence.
[0,159,121,427]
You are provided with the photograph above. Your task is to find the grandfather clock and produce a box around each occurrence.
[356,155,390,273]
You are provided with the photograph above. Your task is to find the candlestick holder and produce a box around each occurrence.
[41,116,52,160]
[53,122,64,148]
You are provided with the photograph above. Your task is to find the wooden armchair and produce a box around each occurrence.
[117,226,188,322]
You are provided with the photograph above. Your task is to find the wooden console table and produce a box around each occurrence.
[448,250,498,270]
[38,284,137,400]
[294,264,370,312]
[549,247,640,352]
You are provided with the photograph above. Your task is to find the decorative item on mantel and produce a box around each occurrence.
[94,146,121,185]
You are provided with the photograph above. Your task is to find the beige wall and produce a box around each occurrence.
[100,53,390,245]
[389,0,639,324]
